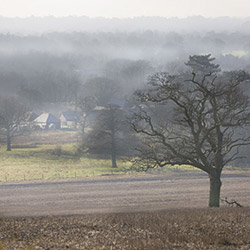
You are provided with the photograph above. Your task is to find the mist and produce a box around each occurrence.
[1,16,250,102]
[1,16,250,34]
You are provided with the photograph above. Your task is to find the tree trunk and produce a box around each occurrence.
[81,123,85,144]
[209,172,222,207]
[6,128,11,151]
[111,149,117,168]
[111,128,117,168]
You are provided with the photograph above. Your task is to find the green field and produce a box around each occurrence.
[2,130,246,183]
[0,143,135,182]
[0,140,200,182]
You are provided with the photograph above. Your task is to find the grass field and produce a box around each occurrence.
[0,130,201,182]
[0,130,248,182]
[0,143,199,182]
[0,143,134,182]
[0,131,130,181]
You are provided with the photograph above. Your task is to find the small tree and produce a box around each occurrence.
[130,55,250,207]
[0,96,27,151]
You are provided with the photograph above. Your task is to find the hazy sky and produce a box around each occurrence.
[0,0,250,18]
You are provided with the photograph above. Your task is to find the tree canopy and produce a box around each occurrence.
[0,96,27,151]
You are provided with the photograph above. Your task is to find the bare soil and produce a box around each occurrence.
[0,172,249,217]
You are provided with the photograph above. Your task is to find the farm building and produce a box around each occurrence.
[33,113,61,129]
[60,111,81,129]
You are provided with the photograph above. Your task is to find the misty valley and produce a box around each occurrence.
[0,16,250,250]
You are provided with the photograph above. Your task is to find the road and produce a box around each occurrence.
[0,172,249,217]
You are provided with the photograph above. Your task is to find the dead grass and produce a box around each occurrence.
[0,208,250,249]
[12,130,81,145]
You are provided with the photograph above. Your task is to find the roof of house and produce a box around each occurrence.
[61,111,81,121]
[26,111,39,122]
[108,98,125,108]
[93,106,106,111]
[34,113,60,123]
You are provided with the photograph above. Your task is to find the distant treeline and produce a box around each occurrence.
[0,30,250,106]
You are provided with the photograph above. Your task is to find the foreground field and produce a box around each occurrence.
[0,208,250,249]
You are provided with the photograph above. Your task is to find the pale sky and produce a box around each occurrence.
[0,0,249,18]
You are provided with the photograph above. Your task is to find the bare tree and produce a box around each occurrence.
[0,96,27,151]
[130,55,250,207]
[77,96,97,140]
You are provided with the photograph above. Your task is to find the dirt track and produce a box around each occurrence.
[0,172,249,217]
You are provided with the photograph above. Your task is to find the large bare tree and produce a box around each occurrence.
[130,55,250,207]
[0,96,27,151]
